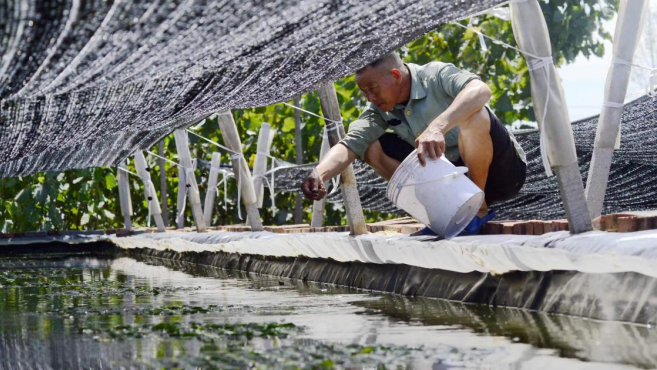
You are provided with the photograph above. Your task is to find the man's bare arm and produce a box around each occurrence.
[415,80,492,165]
[301,143,357,200]
[431,80,491,135]
[315,143,357,182]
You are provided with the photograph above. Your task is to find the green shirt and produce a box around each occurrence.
[341,62,481,162]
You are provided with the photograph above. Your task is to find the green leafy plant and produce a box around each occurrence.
[0,0,617,232]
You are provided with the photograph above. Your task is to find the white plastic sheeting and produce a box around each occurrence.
[586,0,651,219]
[110,230,657,279]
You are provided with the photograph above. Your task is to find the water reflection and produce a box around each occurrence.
[0,255,653,369]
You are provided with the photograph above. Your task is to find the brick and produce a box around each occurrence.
[400,224,424,234]
[512,222,526,235]
[116,228,132,237]
[482,222,503,235]
[368,217,415,227]
[617,216,638,232]
[383,225,404,233]
[647,216,657,230]
[532,221,544,235]
[553,220,569,231]
[501,222,514,234]
[284,228,311,233]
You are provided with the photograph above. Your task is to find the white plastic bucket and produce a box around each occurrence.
[386,150,484,238]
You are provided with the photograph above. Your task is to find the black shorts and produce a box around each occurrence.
[378,108,526,205]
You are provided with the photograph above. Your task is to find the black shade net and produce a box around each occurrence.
[266,95,657,220]
[0,0,504,177]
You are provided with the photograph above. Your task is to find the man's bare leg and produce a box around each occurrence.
[458,108,493,217]
[364,139,401,181]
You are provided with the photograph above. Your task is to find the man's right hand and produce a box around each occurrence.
[301,169,327,201]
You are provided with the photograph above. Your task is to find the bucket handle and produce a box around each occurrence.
[396,166,469,189]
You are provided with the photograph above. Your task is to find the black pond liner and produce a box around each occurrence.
[2,239,656,326]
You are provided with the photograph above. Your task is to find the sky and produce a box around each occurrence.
[557,0,656,122]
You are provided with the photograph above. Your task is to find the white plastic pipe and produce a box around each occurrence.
[217,111,264,231]
[117,161,132,230]
[252,122,272,208]
[586,0,650,220]
[133,151,165,232]
[176,165,186,229]
[173,129,207,232]
[203,152,222,226]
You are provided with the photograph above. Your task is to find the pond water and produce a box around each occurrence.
[0,254,655,369]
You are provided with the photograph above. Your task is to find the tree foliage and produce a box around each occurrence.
[0,0,618,232]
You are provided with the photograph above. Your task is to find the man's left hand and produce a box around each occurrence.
[415,128,446,166]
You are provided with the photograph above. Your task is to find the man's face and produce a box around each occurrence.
[355,66,401,112]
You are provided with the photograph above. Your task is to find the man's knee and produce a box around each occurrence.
[460,108,491,134]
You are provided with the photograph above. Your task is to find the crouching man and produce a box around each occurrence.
[301,52,527,235]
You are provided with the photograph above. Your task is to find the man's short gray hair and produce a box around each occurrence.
[356,52,404,75]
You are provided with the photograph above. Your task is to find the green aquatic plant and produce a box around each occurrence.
[82,321,424,369]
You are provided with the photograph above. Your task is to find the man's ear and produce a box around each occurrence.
[390,68,402,83]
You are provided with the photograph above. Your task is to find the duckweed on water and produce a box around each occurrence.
[86,321,424,369]
[86,321,301,340]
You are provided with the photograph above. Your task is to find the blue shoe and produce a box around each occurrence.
[418,226,437,236]
[458,210,496,236]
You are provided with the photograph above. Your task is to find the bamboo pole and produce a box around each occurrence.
[294,96,303,224]
[133,151,165,232]
[117,161,132,230]
[173,129,207,232]
[311,129,330,227]
[203,152,222,226]
[510,0,592,233]
[252,122,272,208]
[317,83,367,235]
[585,0,649,219]
[217,111,264,231]
[157,140,169,226]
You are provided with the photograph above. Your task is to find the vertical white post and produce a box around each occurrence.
[117,161,132,230]
[203,152,222,226]
[252,122,272,208]
[133,151,165,232]
[157,140,169,226]
[217,111,264,231]
[173,129,207,232]
[176,165,186,229]
[294,96,304,224]
[317,83,368,235]
[585,0,649,219]
[510,0,592,233]
[311,129,331,227]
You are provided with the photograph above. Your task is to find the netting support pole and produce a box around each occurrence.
[585,0,649,220]
[175,164,186,229]
[117,161,132,230]
[294,96,304,224]
[311,129,330,227]
[203,152,222,226]
[133,151,166,232]
[317,83,368,235]
[157,140,169,226]
[253,122,272,208]
[217,111,264,231]
[173,129,207,232]
[511,0,591,234]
